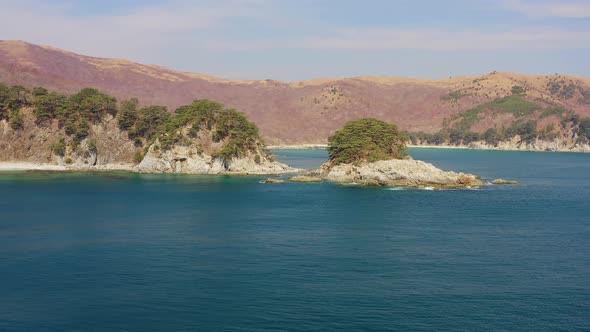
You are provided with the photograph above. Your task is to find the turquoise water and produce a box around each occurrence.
[1,148,590,331]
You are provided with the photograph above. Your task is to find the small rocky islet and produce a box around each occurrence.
[267,118,507,189]
[0,87,294,175]
[309,118,484,189]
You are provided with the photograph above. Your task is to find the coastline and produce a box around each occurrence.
[0,163,67,171]
[0,162,136,172]
[406,143,590,154]
[268,144,328,150]
[3,141,589,173]
[269,143,590,154]
[0,162,299,174]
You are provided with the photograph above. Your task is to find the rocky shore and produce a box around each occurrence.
[0,162,136,172]
[138,143,296,174]
[409,137,590,153]
[319,158,483,188]
[267,144,328,150]
[0,143,297,175]
[268,139,590,154]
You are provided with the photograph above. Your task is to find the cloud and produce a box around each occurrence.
[0,0,588,79]
[2,0,588,56]
[502,0,590,18]
[0,0,269,58]
[302,27,590,51]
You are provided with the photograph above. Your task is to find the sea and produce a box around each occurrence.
[1,148,589,331]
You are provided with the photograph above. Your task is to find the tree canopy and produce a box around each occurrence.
[328,118,407,165]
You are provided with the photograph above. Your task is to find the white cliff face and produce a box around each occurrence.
[477,137,590,153]
[223,154,294,174]
[321,158,483,188]
[413,136,590,153]
[138,141,295,174]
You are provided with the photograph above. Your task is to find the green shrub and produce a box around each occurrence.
[9,109,24,130]
[462,131,481,144]
[441,91,465,101]
[51,138,66,157]
[540,107,566,119]
[561,112,581,128]
[65,158,73,164]
[512,120,537,143]
[87,139,97,153]
[328,118,407,165]
[67,88,117,122]
[134,105,170,141]
[576,118,590,143]
[133,151,144,163]
[538,124,558,141]
[483,128,501,146]
[491,95,540,117]
[448,129,464,145]
[427,132,448,145]
[118,98,138,130]
[511,85,526,95]
[31,87,48,97]
[448,95,541,133]
[33,92,66,125]
[547,79,578,99]
[133,137,143,147]
[0,85,28,111]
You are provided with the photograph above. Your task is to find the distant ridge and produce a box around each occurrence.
[1,40,589,144]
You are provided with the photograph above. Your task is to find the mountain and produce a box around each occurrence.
[1,40,589,144]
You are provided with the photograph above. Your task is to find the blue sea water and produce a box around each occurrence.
[1,148,590,331]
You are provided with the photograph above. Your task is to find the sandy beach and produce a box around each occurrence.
[0,162,67,171]
[0,162,136,172]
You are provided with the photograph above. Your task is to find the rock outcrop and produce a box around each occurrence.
[0,109,138,165]
[320,158,483,188]
[412,137,590,153]
[138,140,294,174]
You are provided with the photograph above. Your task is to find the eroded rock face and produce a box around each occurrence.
[320,158,483,188]
[138,141,294,174]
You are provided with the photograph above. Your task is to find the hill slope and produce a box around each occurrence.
[1,40,589,144]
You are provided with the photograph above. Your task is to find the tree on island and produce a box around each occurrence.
[327,118,407,165]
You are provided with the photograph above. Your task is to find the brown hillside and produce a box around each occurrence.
[1,40,589,144]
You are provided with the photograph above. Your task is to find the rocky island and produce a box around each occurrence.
[0,83,293,174]
[317,118,483,188]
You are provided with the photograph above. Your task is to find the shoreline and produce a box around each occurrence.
[0,162,136,172]
[0,163,67,171]
[0,162,300,174]
[268,144,328,150]
[269,144,590,154]
[410,144,590,154]
[2,142,589,173]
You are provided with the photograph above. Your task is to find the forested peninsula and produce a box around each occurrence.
[0,82,292,174]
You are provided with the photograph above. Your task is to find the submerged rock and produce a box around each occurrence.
[288,175,323,183]
[261,178,286,184]
[320,159,483,188]
[491,178,519,185]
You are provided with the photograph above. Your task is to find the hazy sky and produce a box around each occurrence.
[1,0,589,80]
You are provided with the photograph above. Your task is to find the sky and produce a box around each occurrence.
[1,0,589,80]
